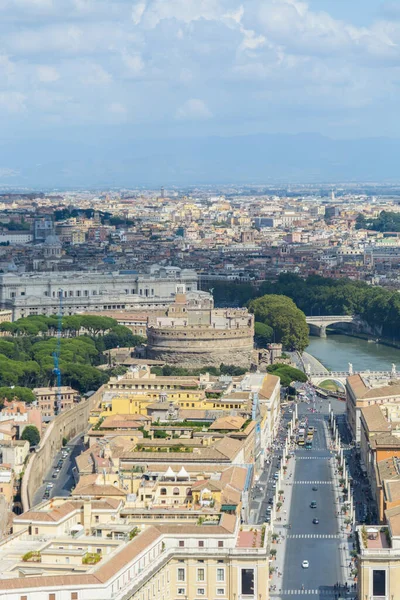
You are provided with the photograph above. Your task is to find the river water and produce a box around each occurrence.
[307,334,400,372]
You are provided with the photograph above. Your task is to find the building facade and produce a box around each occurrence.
[0,266,198,320]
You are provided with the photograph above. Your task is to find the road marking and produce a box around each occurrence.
[289,480,332,485]
[273,590,335,596]
[287,534,341,539]
[295,456,330,460]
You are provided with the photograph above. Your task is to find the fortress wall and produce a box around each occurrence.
[146,325,254,367]
[21,390,102,511]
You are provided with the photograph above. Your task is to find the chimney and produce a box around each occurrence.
[83,498,92,535]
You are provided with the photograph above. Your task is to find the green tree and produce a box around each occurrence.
[267,364,307,387]
[21,425,40,447]
[0,386,35,404]
[254,322,273,347]
[248,294,309,352]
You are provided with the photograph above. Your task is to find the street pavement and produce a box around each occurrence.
[269,396,357,599]
[250,406,293,524]
[32,433,85,507]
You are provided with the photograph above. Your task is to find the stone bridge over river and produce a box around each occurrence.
[306,315,355,337]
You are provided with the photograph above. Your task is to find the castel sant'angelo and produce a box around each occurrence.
[146,291,254,368]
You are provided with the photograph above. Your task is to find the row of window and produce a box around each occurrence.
[177,540,224,548]
[20,595,77,600]
[177,567,225,582]
[177,588,226,596]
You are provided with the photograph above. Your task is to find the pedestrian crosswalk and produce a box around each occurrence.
[286,533,341,539]
[271,589,348,596]
[296,456,330,460]
[290,480,332,485]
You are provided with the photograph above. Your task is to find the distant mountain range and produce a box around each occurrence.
[0,132,400,189]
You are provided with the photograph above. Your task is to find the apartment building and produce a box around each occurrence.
[357,508,400,600]
[346,374,400,443]
[32,386,80,421]
[1,497,269,600]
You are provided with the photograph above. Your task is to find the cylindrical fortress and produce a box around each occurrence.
[146,317,254,367]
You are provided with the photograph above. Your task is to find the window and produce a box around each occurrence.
[177,568,185,582]
[173,487,179,495]
[241,569,254,596]
[373,570,386,596]
[160,488,167,496]
[177,590,185,595]
[198,540,204,547]
[216,589,225,596]
[197,568,205,582]
[71,594,78,600]
[218,540,224,548]
[179,540,185,547]
[217,568,225,582]
[197,589,205,596]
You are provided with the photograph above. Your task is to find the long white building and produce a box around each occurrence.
[0,266,198,320]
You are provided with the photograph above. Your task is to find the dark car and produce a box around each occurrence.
[268,498,274,505]
[312,518,319,524]
[312,486,318,491]
[310,501,317,508]
[57,460,63,469]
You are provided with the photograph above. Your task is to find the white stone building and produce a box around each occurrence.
[0,266,198,319]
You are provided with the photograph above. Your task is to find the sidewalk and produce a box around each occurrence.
[269,447,296,594]
[324,421,357,596]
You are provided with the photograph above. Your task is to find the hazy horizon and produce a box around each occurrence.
[1,0,400,187]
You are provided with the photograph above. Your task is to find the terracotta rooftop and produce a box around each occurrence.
[348,374,400,400]
[209,416,246,431]
[386,505,400,537]
[361,404,391,433]
[259,374,280,400]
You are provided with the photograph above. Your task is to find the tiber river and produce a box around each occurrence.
[307,334,400,373]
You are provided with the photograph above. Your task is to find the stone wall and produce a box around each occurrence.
[146,326,254,368]
[21,389,102,511]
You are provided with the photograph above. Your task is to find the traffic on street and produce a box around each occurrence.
[32,433,85,506]
[265,385,359,599]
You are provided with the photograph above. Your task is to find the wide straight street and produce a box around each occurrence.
[270,396,353,599]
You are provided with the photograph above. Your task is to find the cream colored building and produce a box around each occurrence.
[346,374,400,443]
[357,506,400,600]
[2,497,269,600]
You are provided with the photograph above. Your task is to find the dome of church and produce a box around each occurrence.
[43,234,61,246]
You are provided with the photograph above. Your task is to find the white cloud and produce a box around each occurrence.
[81,63,112,85]
[37,65,60,82]
[132,1,146,25]
[122,52,144,75]
[0,91,26,113]
[175,98,212,120]
[109,101,127,115]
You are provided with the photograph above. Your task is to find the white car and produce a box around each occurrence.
[302,560,309,569]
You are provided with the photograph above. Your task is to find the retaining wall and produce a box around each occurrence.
[21,389,102,511]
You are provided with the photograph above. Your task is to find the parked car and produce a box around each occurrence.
[310,501,317,508]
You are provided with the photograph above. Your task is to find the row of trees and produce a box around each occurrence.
[356,211,400,232]
[0,314,121,338]
[0,317,145,394]
[212,273,400,343]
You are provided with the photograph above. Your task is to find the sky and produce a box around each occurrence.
[1,0,400,186]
